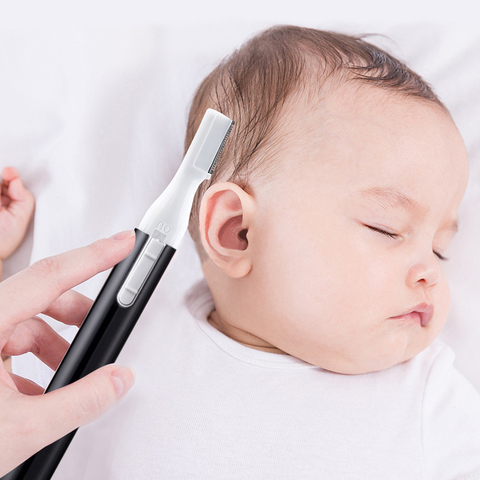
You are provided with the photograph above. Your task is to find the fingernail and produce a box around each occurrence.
[111,230,135,241]
[111,367,136,399]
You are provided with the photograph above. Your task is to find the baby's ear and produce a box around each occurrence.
[199,182,254,278]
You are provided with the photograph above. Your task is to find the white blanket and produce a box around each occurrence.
[1,23,479,396]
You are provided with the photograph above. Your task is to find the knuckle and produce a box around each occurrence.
[87,240,106,267]
[30,255,62,278]
[78,381,110,421]
[26,318,46,356]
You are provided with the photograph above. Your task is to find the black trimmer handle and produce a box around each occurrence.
[2,229,176,480]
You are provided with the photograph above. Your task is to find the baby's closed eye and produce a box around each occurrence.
[363,224,448,261]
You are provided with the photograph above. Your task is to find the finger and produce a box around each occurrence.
[9,372,44,395]
[7,176,28,202]
[3,317,70,371]
[0,365,133,474]
[1,166,19,186]
[42,289,94,327]
[6,177,35,223]
[0,191,10,208]
[1,180,5,202]
[21,365,135,455]
[1,171,12,208]
[1,167,32,207]
[0,231,136,329]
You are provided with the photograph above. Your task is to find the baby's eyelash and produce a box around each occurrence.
[365,225,398,239]
[365,225,449,261]
[435,252,449,262]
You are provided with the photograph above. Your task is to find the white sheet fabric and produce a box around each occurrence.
[0,22,479,476]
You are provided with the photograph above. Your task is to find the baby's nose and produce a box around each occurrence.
[405,253,441,288]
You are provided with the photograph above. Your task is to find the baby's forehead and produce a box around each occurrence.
[272,82,453,153]
[281,81,416,123]
[258,84,467,201]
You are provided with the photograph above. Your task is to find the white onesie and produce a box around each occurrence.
[32,278,480,479]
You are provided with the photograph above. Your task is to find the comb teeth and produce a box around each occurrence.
[208,121,235,175]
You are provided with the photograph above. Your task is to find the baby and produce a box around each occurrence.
[170,25,480,478]
[186,26,467,376]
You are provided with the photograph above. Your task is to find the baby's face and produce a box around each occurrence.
[204,83,469,374]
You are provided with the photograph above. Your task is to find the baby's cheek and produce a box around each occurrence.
[431,276,451,331]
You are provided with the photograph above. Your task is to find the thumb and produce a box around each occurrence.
[27,365,136,452]
[7,176,26,202]
[7,176,35,212]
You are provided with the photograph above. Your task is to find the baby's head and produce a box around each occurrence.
[185,25,469,374]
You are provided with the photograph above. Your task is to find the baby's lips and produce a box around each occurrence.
[390,302,434,327]
[419,304,434,327]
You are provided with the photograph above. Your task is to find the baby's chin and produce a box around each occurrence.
[319,318,444,374]
[314,356,414,376]
[301,336,437,375]
[319,359,408,376]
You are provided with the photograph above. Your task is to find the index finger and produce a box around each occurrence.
[0,231,136,329]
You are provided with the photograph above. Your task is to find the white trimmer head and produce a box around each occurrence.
[139,109,234,248]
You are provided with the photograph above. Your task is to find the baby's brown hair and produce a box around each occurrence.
[185,25,447,264]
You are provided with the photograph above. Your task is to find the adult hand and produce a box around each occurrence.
[0,231,137,476]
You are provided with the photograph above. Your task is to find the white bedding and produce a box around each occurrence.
[1,23,479,397]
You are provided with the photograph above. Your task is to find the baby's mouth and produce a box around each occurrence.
[390,302,434,327]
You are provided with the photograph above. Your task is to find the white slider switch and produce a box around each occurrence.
[117,238,165,307]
